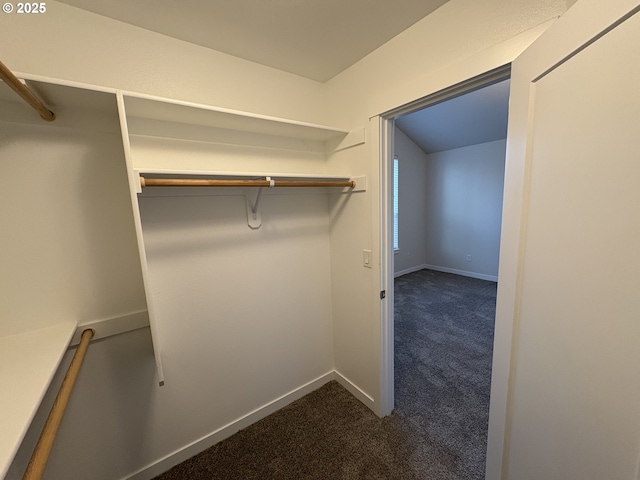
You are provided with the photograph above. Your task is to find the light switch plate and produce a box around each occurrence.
[363,249,372,268]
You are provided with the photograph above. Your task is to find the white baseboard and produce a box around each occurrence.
[395,264,498,282]
[423,264,498,282]
[394,264,426,278]
[333,370,375,412]
[70,311,150,346]
[125,371,339,480]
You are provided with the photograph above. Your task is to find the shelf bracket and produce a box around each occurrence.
[246,177,274,229]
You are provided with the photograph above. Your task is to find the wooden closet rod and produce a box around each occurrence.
[139,177,356,189]
[23,329,95,480]
[0,60,55,122]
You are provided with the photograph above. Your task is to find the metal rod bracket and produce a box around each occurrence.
[246,177,274,229]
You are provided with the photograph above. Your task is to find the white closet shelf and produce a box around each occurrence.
[123,94,349,143]
[0,320,77,478]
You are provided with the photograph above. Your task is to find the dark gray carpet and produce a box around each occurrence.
[154,269,496,479]
[393,269,496,479]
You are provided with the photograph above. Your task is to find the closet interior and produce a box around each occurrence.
[0,71,365,476]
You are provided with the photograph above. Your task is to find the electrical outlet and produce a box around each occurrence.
[466,254,472,262]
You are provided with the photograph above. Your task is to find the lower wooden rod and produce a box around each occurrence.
[23,329,95,480]
[140,177,355,189]
[0,60,55,122]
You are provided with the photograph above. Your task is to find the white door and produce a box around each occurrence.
[489,0,640,479]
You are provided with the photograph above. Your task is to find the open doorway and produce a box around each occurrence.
[380,67,510,478]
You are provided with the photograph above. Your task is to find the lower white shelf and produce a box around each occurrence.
[0,321,77,478]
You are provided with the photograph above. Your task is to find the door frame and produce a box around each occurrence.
[378,2,640,479]
[377,63,511,450]
[485,2,640,479]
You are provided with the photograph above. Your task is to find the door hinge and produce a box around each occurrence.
[380,290,386,299]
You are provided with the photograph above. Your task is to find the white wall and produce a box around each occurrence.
[422,140,506,281]
[0,93,146,338]
[393,127,428,276]
[392,134,505,281]
[0,89,151,479]
[1,4,338,478]
[137,190,335,476]
[325,0,567,414]
[1,0,571,478]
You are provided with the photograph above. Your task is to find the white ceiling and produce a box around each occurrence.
[57,0,449,83]
[395,79,510,154]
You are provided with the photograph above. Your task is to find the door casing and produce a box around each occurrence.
[377,65,510,416]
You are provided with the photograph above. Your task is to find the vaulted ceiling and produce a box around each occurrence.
[396,79,510,154]
[57,0,449,83]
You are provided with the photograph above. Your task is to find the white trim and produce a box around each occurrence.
[376,115,395,418]
[379,65,518,471]
[392,156,399,252]
[395,264,498,282]
[393,264,428,278]
[368,19,556,119]
[333,370,375,410]
[117,91,166,386]
[486,3,640,479]
[124,370,370,480]
[10,71,119,95]
[380,66,511,413]
[69,311,149,346]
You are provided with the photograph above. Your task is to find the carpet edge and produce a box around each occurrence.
[124,371,336,480]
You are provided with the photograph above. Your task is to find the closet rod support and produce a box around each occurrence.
[251,177,274,219]
[0,60,55,121]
